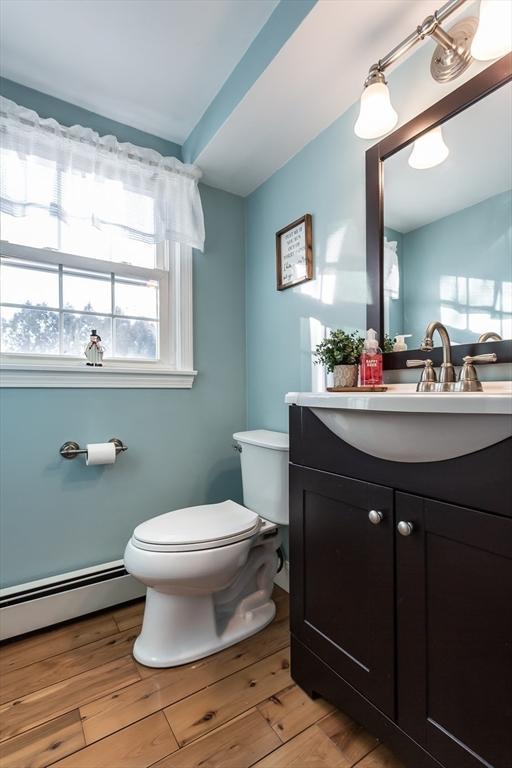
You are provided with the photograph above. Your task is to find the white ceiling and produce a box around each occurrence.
[385,82,512,233]
[195,0,446,195]
[0,0,278,144]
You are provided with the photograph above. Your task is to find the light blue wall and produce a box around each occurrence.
[399,190,512,347]
[246,100,367,432]
[0,86,246,587]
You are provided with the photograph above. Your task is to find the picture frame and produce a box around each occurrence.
[276,213,313,290]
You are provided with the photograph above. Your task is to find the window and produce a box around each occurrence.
[1,257,160,360]
[0,239,193,388]
[0,99,202,388]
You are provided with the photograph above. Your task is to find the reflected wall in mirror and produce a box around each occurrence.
[384,81,512,351]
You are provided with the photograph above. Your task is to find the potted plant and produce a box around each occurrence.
[314,330,364,388]
[383,333,395,353]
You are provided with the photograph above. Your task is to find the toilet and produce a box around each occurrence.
[124,429,289,668]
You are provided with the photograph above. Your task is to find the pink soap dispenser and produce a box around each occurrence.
[360,328,383,386]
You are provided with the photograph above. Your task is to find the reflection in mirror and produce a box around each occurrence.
[384,81,512,352]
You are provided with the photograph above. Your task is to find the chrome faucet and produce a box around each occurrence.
[477,331,502,343]
[409,321,499,392]
[421,321,455,390]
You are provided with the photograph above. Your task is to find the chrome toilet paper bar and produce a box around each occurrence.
[59,438,128,460]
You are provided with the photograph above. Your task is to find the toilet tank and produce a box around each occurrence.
[233,430,289,525]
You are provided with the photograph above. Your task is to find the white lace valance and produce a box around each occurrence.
[384,236,399,299]
[0,96,205,252]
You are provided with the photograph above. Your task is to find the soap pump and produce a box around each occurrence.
[360,328,383,386]
[393,334,412,352]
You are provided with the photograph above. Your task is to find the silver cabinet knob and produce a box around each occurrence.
[397,521,414,537]
[368,510,384,525]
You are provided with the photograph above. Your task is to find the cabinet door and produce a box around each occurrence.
[396,493,512,768]
[290,464,394,717]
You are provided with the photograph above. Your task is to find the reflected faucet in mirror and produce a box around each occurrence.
[421,321,455,389]
[477,332,503,342]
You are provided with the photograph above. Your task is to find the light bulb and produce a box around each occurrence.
[408,127,449,170]
[354,81,398,139]
[471,0,512,61]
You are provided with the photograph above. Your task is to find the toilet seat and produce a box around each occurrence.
[132,500,261,553]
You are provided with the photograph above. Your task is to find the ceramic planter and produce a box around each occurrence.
[333,364,358,388]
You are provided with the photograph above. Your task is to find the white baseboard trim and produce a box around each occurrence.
[274,560,290,593]
[0,560,145,641]
[1,556,288,641]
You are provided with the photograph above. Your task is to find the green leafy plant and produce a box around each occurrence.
[313,330,364,371]
[383,333,395,353]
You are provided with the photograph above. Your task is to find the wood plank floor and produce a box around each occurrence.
[0,587,406,768]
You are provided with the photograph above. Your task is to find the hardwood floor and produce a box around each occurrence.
[0,587,406,768]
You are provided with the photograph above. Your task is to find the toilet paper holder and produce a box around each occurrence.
[59,438,128,460]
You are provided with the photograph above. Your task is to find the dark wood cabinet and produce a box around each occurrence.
[290,465,394,716]
[289,406,512,768]
[396,493,512,768]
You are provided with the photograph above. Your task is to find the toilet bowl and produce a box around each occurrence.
[124,430,289,668]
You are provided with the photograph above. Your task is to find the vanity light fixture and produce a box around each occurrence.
[354,0,512,140]
[471,0,512,61]
[408,126,450,169]
[354,69,398,139]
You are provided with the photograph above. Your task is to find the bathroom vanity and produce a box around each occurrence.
[287,387,512,768]
[287,54,512,768]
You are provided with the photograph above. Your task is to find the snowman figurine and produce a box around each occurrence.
[84,329,105,367]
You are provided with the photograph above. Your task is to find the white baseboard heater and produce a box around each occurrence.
[0,560,145,641]
[1,559,289,641]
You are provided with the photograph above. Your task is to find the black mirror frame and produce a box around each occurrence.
[366,53,512,369]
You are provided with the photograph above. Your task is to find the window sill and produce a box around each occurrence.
[0,359,197,389]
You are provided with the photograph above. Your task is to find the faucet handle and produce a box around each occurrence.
[406,359,437,391]
[406,358,436,376]
[455,353,497,392]
[462,353,497,364]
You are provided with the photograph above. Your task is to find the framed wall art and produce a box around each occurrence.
[276,213,313,290]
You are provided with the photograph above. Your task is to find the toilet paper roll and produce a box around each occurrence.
[86,442,116,466]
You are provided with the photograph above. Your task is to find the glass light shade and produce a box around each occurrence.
[471,0,512,60]
[354,82,398,139]
[408,127,449,170]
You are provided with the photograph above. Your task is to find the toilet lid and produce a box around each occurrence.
[132,500,260,549]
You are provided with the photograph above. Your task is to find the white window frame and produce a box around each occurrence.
[0,240,196,388]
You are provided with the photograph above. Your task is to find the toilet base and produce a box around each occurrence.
[133,589,276,668]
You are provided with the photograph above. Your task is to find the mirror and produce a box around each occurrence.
[383,80,512,352]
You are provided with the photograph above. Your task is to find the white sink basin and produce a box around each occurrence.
[285,383,512,463]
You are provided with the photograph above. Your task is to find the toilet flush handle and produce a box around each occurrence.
[233,442,242,453]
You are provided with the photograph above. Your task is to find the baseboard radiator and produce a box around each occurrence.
[1,559,289,641]
[0,560,145,641]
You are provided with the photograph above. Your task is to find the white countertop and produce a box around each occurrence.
[285,382,512,415]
